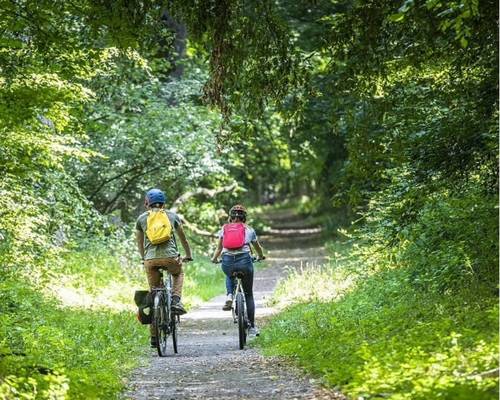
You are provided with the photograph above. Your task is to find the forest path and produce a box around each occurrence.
[124,209,344,400]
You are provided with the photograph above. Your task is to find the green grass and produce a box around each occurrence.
[257,240,499,400]
[0,279,146,400]
[0,245,226,399]
[183,257,226,308]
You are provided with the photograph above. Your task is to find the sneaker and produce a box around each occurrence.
[171,298,187,315]
[248,327,260,337]
[222,294,233,311]
[150,336,157,348]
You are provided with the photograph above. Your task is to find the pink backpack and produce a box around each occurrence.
[222,223,246,249]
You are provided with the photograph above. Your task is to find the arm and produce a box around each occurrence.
[211,238,223,262]
[251,240,265,259]
[136,230,145,260]
[175,224,193,260]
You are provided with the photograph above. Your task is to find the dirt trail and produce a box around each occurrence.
[124,210,344,400]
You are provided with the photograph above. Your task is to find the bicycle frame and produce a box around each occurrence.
[230,278,242,318]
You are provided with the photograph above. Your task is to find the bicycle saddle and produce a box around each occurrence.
[231,271,245,278]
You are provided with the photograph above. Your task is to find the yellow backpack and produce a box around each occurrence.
[146,210,173,245]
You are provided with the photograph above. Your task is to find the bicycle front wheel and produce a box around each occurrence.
[236,292,246,349]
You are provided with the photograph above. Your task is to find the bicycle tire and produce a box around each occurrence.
[171,315,178,354]
[236,292,246,349]
[154,292,169,357]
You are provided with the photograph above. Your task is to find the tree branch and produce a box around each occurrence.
[176,213,218,238]
[469,368,499,379]
[102,166,162,213]
[171,182,238,212]
[88,165,142,201]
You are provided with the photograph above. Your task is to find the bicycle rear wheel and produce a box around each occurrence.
[154,292,169,357]
[236,292,246,349]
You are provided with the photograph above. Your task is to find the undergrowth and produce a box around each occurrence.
[0,279,144,399]
[0,243,225,399]
[257,239,499,399]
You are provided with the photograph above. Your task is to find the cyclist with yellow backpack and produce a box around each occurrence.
[135,189,193,347]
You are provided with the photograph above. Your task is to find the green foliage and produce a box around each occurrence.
[269,240,354,308]
[167,0,297,115]
[272,0,498,214]
[0,171,99,275]
[0,280,146,400]
[0,0,497,399]
[76,54,228,218]
[258,241,499,399]
[225,112,293,203]
[0,239,226,399]
[363,180,498,292]
[0,1,173,275]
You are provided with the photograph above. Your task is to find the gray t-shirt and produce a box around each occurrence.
[218,224,257,254]
[136,209,181,260]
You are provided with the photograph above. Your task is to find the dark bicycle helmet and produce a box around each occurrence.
[145,188,166,207]
[229,204,247,222]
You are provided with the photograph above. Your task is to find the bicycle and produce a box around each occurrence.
[231,270,250,350]
[216,256,263,350]
[151,270,179,357]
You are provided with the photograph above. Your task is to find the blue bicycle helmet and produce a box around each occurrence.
[145,188,166,206]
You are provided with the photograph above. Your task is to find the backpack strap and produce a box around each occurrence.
[167,210,180,255]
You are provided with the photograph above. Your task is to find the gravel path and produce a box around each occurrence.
[124,212,344,400]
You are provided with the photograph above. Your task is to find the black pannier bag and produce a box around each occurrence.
[134,290,153,324]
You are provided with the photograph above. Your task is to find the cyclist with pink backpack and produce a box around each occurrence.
[211,204,265,336]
